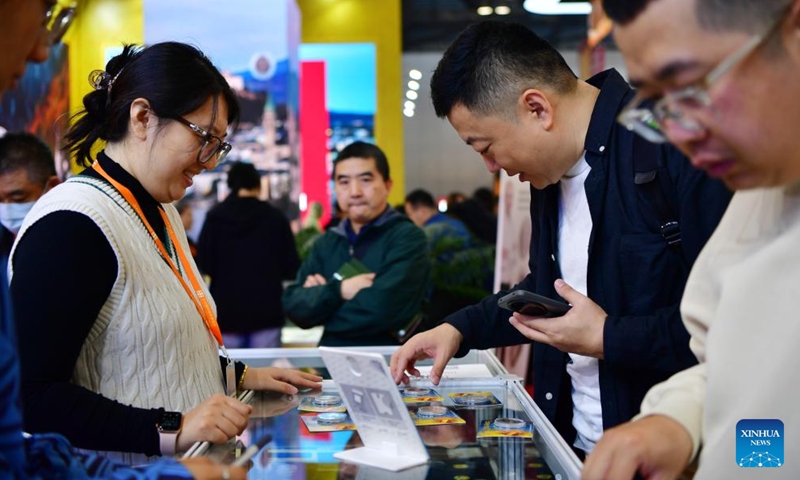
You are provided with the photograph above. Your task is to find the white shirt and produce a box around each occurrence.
[557,154,603,453]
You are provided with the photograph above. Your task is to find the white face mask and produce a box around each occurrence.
[0,201,36,235]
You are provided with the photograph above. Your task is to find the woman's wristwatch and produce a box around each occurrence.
[156,410,183,456]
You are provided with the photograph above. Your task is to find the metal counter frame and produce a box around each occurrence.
[199,346,583,480]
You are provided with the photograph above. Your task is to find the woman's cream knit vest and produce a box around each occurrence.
[10,176,224,419]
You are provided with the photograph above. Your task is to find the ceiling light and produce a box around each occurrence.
[404,100,415,109]
[406,90,418,100]
[409,69,422,80]
[477,5,493,16]
[408,80,420,91]
[523,0,592,15]
[403,108,415,118]
[494,5,511,15]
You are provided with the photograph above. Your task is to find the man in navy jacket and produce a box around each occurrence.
[391,21,732,456]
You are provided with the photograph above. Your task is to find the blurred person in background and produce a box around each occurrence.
[0,132,60,257]
[405,188,494,327]
[447,188,498,245]
[472,186,497,216]
[197,161,300,348]
[404,188,471,244]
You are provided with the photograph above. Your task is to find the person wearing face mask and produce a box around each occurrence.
[0,132,60,253]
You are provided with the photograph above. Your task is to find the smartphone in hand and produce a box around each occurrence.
[497,290,571,318]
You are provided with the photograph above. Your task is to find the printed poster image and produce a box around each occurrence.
[493,170,532,378]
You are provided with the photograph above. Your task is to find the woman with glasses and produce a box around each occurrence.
[7,41,321,464]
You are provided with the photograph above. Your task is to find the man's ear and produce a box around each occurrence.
[520,89,555,131]
[384,178,394,193]
[129,98,154,140]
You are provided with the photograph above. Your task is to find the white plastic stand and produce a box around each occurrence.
[319,347,431,472]
[334,443,428,471]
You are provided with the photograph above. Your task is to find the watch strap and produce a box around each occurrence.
[156,410,182,456]
[159,429,179,456]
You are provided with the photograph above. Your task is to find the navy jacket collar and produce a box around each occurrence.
[583,69,634,157]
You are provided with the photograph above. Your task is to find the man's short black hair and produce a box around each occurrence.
[333,141,390,181]
[405,189,436,209]
[227,161,260,193]
[603,0,790,33]
[0,133,56,185]
[431,20,577,119]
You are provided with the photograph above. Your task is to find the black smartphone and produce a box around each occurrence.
[497,290,571,318]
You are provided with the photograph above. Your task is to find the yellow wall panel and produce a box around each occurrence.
[67,0,143,118]
[65,0,143,170]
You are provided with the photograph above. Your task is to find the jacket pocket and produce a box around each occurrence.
[619,233,685,314]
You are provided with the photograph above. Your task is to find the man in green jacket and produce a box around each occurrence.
[283,142,430,346]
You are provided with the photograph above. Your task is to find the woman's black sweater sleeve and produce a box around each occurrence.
[11,211,164,456]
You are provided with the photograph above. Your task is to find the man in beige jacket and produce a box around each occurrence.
[584,0,800,479]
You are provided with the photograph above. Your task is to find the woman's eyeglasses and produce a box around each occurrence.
[174,117,232,165]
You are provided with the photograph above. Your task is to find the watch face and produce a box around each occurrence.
[158,411,182,432]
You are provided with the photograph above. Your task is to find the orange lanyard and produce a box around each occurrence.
[92,161,225,348]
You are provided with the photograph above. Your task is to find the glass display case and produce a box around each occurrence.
[199,347,581,480]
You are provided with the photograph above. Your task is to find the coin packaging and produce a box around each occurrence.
[400,386,443,404]
[476,418,533,438]
[299,395,347,413]
[448,391,502,407]
[301,412,356,432]
[409,406,466,426]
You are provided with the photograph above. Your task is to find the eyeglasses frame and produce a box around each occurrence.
[617,9,787,143]
[173,117,233,166]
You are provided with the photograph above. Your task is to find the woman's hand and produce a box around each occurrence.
[175,394,253,452]
[242,367,322,394]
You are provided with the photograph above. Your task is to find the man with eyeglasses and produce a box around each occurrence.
[583,1,800,479]
[0,1,243,478]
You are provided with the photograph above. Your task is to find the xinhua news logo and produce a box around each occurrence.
[736,419,784,468]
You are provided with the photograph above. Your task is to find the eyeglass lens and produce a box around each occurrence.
[198,138,231,165]
[199,139,221,164]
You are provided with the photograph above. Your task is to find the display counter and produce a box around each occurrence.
[199,347,581,479]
